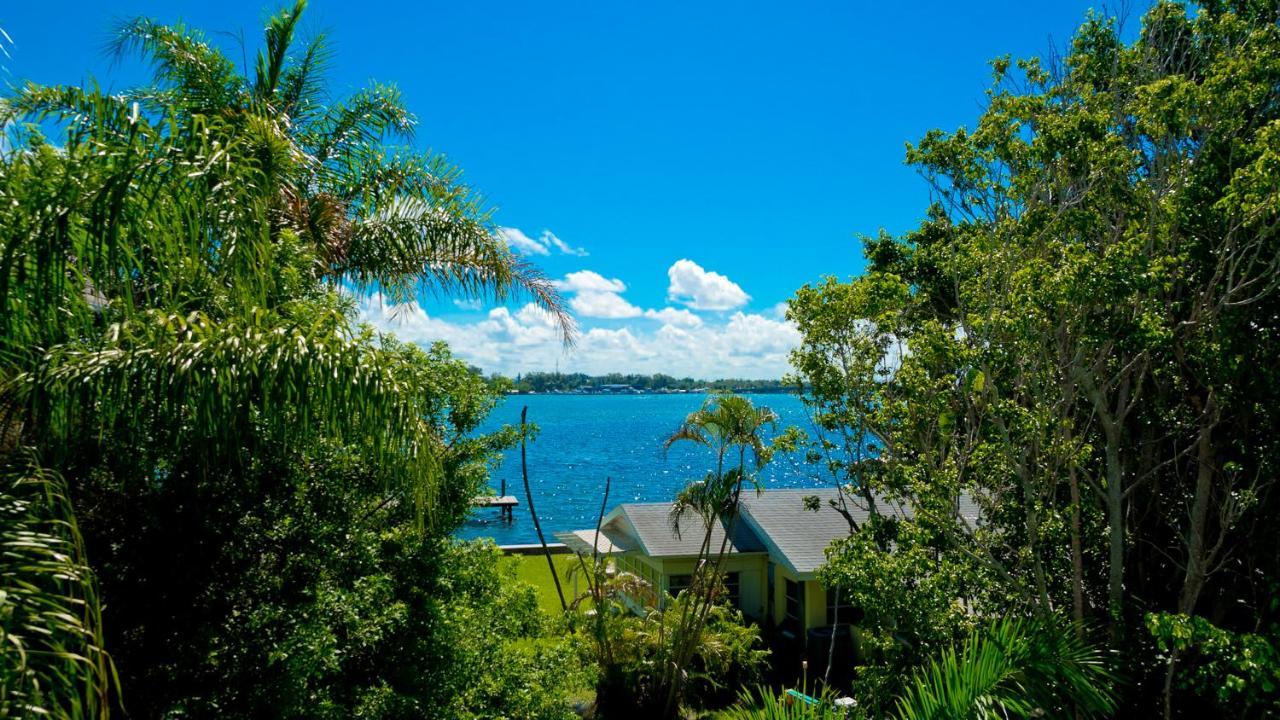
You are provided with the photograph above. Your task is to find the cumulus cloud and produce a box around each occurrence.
[357,291,798,379]
[496,227,589,257]
[643,306,703,327]
[453,298,484,311]
[553,270,642,319]
[554,270,627,294]
[571,291,643,319]
[666,259,751,311]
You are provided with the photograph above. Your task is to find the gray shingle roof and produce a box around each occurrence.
[737,489,852,576]
[738,487,982,576]
[605,502,766,557]
[553,529,631,554]
[573,488,982,575]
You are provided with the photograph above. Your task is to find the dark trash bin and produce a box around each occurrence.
[806,625,855,688]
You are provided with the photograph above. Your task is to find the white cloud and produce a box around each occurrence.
[554,270,627,294]
[496,226,589,257]
[497,227,549,255]
[357,291,798,379]
[666,259,751,311]
[542,230,588,257]
[453,298,483,311]
[643,306,703,327]
[552,270,642,319]
[571,291,643,319]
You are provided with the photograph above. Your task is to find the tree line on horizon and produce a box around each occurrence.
[503,371,793,393]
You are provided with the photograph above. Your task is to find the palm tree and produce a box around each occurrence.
[658,394,779,717]
[104,0,573,330]
[0,3,570,714]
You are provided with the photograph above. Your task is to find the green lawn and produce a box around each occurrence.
[509,552,581,614]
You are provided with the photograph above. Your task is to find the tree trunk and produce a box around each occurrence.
[1165,410,1217,720]
[1069,462,1085,626]
[1104,430,1125,631]
[1178,413,1215,615]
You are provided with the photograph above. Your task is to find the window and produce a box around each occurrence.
[826,586,854,626]
[724,571,741,608]
[784,578,802,629]
[668,574,692,597]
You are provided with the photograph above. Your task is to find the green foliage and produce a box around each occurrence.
[1146,612,1280,716]
[0,1,575,715]
[787,2,1280,716]
[717,686,847,720]
[582,593,768,717]
[69,344,552,717]
[0,452,114,719]
[893,616,1117,720]
[817,517,984,713]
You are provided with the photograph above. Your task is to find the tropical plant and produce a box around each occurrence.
[0,1,571,714]
[583,591,768,718]
[717,686,848,720]
[893,616,1117,720]
[0,451,114,718]
[657,394,779,716]
[103,0,572,326]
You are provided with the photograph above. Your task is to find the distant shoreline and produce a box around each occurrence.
[503,387,800,396]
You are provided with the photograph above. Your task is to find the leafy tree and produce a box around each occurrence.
[787,2,1280,716]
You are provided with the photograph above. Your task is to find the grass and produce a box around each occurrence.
[510,552,580,614]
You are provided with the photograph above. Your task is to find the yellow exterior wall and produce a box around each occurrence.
[804,580,826,631]
[770,564,831,634]
[653,555,768,619]
[613,552,768,619]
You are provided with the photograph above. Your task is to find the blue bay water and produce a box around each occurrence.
[456,393,825,545]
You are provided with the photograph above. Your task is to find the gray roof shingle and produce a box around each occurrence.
[571,488,982,575]
[739,488,982,575]
[606,502,766,557]
[737,489,852,575]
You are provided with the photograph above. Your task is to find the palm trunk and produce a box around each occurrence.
[520,406,566,612]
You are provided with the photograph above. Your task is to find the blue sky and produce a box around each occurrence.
[2,1,1111,378]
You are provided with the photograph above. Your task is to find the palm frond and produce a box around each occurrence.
[255,0,308,101]
[109,17,243,110]
[21,307,448,529]
[893,615,1118,720]
[307,83,415,164]
[276,32,332,123]
[0,450,116,718]
[342,195,575,341]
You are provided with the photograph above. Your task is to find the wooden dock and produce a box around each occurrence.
[473,495,519,508]
[473,494,519,522]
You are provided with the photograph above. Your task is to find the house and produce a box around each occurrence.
[555,487,980,642]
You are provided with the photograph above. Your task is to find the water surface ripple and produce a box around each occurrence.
[456,393,825,545]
